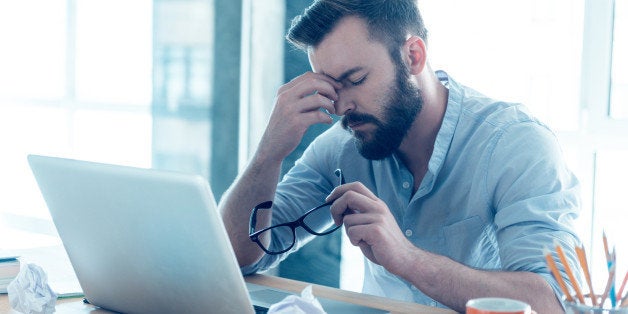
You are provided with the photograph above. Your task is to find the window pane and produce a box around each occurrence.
[0,1,66,99]
[610,0,628,119]
[592,150,628,290]
[72,109,152,167]
[75,0,152,105]
[0,104,71,219]
[0,1,154,252]
[421,0,584,131]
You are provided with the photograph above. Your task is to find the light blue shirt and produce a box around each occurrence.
[242,71,581,309]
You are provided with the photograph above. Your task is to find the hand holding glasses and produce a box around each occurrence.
[249,169,345,255]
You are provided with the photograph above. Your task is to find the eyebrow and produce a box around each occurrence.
[325,67,365,83]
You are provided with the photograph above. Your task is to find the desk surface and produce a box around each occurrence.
[0,274,455,314]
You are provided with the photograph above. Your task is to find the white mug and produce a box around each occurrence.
[466,297,532,314]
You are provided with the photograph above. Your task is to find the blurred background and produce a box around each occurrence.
[0,0,626,295]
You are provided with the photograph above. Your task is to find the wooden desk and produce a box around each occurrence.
[0,274,455,314]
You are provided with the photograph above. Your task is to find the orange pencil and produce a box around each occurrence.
[544,247,574,302]
[575,245,598,306]
[603,230,611,263]
[617,270,628,304]
[555,241,585,303]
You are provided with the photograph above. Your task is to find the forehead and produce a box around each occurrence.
[308,16,393,81]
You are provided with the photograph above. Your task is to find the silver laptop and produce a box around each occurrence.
[27,154,385,314]
[28,154,258,313]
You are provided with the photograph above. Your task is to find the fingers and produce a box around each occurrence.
[345,222,377,246]
[326,181,378,204]
[280,71,342,95]
[277,72,341,115]
[297,108,334,126]
[345,224,379,265]
[327,183,383,225]
[260,72,341,161]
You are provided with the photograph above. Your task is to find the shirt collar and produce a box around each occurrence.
[422,70,462,190]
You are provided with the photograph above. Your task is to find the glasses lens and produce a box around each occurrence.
[257,224,295,254]
[302,203,339,235]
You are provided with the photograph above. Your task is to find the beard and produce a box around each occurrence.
[341,65,423,160]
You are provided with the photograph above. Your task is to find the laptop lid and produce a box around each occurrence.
[27,154,255,314]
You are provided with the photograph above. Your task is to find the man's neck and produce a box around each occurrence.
[397,69,449,192]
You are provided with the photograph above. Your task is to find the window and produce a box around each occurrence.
[422,0,583,132]
[0,0,245,292]
[610,0,627,118]
[0,0,153,249]
[579,0,628,289]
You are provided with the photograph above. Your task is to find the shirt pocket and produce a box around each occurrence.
[443,215,499,267]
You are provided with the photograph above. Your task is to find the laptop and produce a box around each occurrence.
[27,154,385,314]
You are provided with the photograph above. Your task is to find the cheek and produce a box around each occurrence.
[373,79,397,110]
[366,76,393,99]
[336,75,394,115]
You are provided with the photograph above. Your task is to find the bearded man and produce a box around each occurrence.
[219,1,581,312]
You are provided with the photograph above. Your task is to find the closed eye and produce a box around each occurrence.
[349,75,367,86]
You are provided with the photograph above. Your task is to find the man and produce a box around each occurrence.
[219,0,581,312]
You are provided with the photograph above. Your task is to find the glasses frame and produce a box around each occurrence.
[248,169,345,255]
[248,200,340,255]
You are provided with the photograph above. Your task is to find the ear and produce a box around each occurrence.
[402,36,427,75]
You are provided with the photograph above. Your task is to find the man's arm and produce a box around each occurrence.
[219,72,340,268]
[219,153,282,267]
[399,247,562,313]
[327,182,565,313]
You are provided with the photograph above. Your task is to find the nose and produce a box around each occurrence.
[333,89,355,116]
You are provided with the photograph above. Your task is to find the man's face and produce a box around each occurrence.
[309,16,422,160]
[341,64,422,160]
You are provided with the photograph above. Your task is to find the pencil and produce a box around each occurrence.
[617,270,628,305]
[621,290,628,308]
[544,247,574,302]
[555,241,585,303]
[575,245,597,306]
[603,232,617,307]
[603,230,611,263]
[600,264,616,307]
[610,248,617,307]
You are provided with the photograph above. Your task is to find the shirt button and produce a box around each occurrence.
[405,229,413,237]
[430,301,437,307]
[402,181,410,189]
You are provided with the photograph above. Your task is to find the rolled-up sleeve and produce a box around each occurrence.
[488,121,582,301]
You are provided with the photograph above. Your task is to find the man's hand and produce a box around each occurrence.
[326,182,417,276]
[257,72,341,163]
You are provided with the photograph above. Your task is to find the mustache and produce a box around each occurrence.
[341,112,380,129]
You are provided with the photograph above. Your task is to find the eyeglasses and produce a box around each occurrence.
[248,169,345,255]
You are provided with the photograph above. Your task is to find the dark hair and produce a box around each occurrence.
[287,0,428,58]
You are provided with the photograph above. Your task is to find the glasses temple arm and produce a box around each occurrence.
[334,168,345,185]
[249,201,273,235]
[249,207,257,235]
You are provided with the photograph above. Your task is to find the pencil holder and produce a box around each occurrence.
[565,296,628,314]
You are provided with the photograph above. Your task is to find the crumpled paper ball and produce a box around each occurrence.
[7,263,57,314]
[268,285,327,314]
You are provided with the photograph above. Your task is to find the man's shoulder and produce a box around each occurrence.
[445,75,530,128]
[455,85,545,133]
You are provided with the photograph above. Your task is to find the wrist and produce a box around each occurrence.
[250,142,284,168]
[394,245,444,286]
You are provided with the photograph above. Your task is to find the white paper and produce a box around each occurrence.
[7,263,58,314]
[268,285,327,314]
